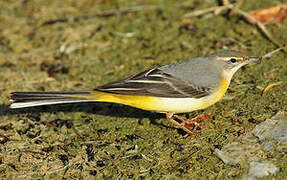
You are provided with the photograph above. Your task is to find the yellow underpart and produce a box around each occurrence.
[68,91,158,111]
[94,91,159,111]
[196,77,229,110]
[67,77,229,113]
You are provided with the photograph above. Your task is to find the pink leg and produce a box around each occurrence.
[166,113,211,136]
[166,113,195,135]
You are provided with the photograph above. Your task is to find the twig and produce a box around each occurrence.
[182,2,287,52]
[182,4,233,18]
[222,0,230,6]
[229,0,244,16]
[42,6,159,26]
[262,47,283,59]
[236,9,286,52]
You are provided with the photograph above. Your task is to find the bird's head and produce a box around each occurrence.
[207,50,261,81]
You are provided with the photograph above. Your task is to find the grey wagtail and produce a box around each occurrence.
[10,50,261,135]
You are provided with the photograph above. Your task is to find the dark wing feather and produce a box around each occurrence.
[95,68,210,98]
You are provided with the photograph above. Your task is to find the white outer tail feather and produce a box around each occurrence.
[10,91,93,109]
[10,99,95,109]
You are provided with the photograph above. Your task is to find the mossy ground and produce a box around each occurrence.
[0,0,286,179]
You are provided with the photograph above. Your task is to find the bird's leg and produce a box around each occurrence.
[165,113,195,135]
[173,114,211,136]
[191,114,211,123]
[173,115,201,132]
[175,114,210,131]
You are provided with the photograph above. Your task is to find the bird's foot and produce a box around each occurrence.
[166,113,210,137]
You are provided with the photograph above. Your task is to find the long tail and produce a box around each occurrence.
[10,91,94,109]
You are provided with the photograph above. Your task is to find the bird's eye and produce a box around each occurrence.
[230,58,237,63]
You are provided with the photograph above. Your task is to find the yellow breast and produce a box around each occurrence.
[198,77,229,110]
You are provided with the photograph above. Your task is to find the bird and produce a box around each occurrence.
[10,50,261,135]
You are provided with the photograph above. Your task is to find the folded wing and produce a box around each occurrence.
[96,68,210,98]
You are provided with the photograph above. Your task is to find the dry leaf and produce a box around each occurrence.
[248,5,287,24]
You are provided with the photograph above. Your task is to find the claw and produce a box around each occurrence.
[166,113,211,136]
